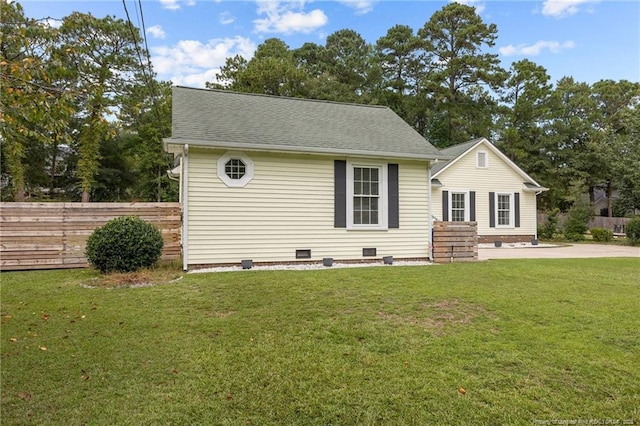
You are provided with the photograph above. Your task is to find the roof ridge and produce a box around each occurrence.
[440,138,484,154]
[174,85,390,110]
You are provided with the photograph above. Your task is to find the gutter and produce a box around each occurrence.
[163,138,452,162]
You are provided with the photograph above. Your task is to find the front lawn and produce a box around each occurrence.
[1,259,639,425]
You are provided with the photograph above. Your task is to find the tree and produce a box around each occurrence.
[418,3,506,146]
[293,42,326,79]
[292,42,339,100]
[545,77,597,210]
[618,107,640,212]
[119,80,178,202]
[375,25,425,95]
[374,25,429,125]
[0,2,73,201]
[496,59,554,206]
[323,29,380,103]
[208,38,307,97]
[57,12,145,202]
[588,79,640,216]
[209,54,248,91]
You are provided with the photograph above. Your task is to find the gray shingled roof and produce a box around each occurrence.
[430,138,484,175]
[431,137,547,190]
[164,86,448,161]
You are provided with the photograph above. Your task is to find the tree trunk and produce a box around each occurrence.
[15,187,25,202]
[49,143,59,198]
[82,190,90,203]
[606,181,613,218]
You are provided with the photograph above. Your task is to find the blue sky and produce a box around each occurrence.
[20,0,640,88]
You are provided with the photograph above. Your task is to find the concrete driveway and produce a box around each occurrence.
[478,243,640,260]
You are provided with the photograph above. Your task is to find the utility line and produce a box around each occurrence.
[121,0,165,137]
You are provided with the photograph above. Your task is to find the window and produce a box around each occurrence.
[489,192,519,228]
[496,193,513,227]
[442,190,475,222]
[451,192,466,222]
[477,151,488,168]
[346,162,388,229]
[497,194,510,225]
[353,166,379,225]
[225,159,245,180]
[217,152,254,187]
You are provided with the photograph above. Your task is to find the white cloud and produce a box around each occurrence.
[220,11,235,25]
[159,0,196,11]
[43,18,62,29]
[499,40,576,56]
[146,25,166,39]
[541,0,599,18]
[450,0,485,14]
[150,37,257,88]
[254,1,328,34]
[160,0,180,10]
[337,0,377,15]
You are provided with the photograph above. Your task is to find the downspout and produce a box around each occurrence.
[534,190,543,241]
[182,144,189,271]
[427,161,433,261]
[178,156,183,204]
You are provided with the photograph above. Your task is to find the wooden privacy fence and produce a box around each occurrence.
[537,213,632,235]
[0,203,181,271]
[432,221,478,263]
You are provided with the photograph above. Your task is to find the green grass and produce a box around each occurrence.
[2,259,639,425]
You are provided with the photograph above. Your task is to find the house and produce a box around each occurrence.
[593,187,639,217]
[164,86,449,270]
[430,138,548,244]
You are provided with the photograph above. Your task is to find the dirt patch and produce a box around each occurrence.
[81,270,183,289]
[377,298,497,335]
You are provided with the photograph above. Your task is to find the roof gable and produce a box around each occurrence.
[164,86,446,161]
[431,138,546,190]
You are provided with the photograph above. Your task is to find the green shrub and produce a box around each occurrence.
[590,227,613,242]
[86,216,164,273]
[626,216,640,245]
[539,208,559,239]
[613,197,634,218]
[564,202,593,241]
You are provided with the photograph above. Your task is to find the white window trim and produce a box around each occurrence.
[449,190,470,222]
[495,192,515,228]
[217,151,254,188]
[476,151,488,168]
[346,160,388,230]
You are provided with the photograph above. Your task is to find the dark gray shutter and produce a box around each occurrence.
[489,192,495,228]
[470,191,476,222]
[334,160,346,228]
[442,190,449,221]
[388,164,399,229]
[514,192,520,228]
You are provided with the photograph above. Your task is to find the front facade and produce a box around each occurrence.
[165,87,447,269]
[431,138,548,244]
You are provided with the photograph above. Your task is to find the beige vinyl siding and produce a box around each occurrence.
[432,144,538,237]
[186,148,430,265]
